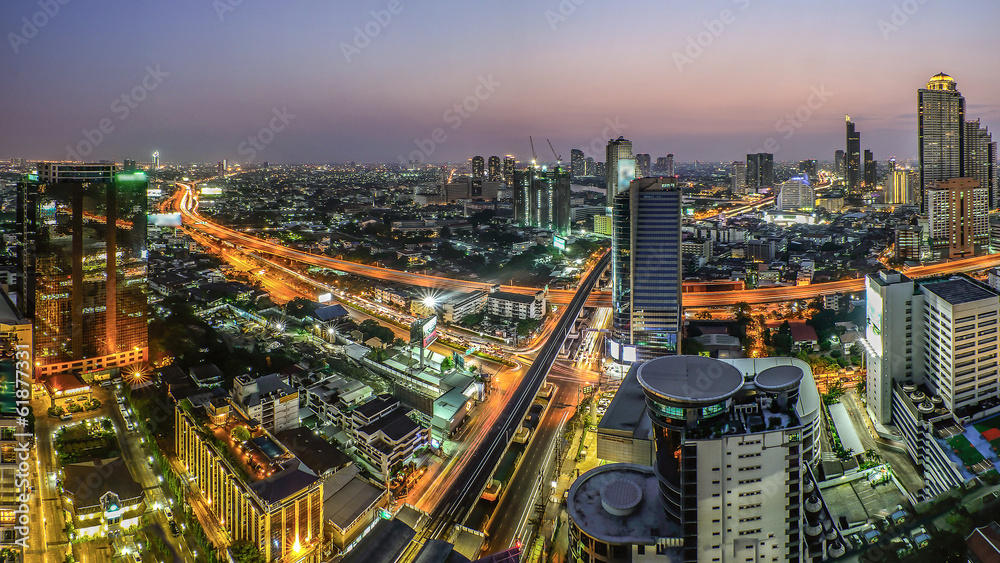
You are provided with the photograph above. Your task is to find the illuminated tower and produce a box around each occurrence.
[502,155,515,185]
[605,136,634,204]
[846,116,861,195]
[918,73,965,212]
[151,150,159,170]
[471,156,485,179]
[864,149,876,188]
[487,155,501,181]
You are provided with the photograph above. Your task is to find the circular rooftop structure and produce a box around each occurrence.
[600,479,642,516]
[637,356,744,406]
[754,365,804,393]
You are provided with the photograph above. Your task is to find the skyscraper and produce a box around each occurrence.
[502,155,515,185]
[964,119,997,209]
[634,153,650,178]
[798,159,817,181]
[570,149,585,178]
[846,116,861,196]
[731,161,746,195]
[918,73,965,212]
[487,155,501,181]
[745,153,773,190]
[151,150,159,170]
[471,155,485,179]
[887,158,913,205]
[605,136,633,204]
[834,150,845,177]
[864,149,876,188]
[18,163,148,378]
[664,153,675,177]
[512,164,571,235]
[609,177,682,363]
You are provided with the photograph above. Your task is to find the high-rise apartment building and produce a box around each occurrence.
[834,150,845,177]
[731,161,746,195]
[887,158,913,205]
[846,116,862,196]
[572,356,824,562]
[664,154,675,177]
[918,73,965,212]
[470,156,485,179]
[18,163,147,378]
[863,149,876,188]
[777,176,814,212]
[745,153,773,189]
[175,398,324,561]
[964,119,997,209]
[487,156,501,181]
[605,136,634,204]
[512,164,571,235]
[570,149,585,178]
[798,159,817,181]
[925,177,988,258]
[502,155,515,185]
[634,153,650,178]
[609,178,682,363]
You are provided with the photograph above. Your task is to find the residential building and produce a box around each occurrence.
[18,164,148,378]
[887,158,913,205]
[918,73,965,212]
[487,156,501,181]
[575,356,824,562]
[925,177,988,258]
[593,214,612,236]
[486,290,545,320]
[175,398,325,562]
[634,153,651,178]
[512,164,571,235]
[349,395,427,481]
[731,161,746,195]
[570,149,585,178]
[864,149,876,188]
[834,150,845,177]
[964,119,997,209]
[231,373,300,434]
[609,178,682,363]
[798,159,817,181]
[471,156,485,179]
[441,290,487,324]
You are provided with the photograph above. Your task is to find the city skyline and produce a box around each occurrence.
[2,1,999,164]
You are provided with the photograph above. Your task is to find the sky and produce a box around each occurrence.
[2,0,999,165]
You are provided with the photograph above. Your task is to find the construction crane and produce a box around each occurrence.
[546,139,562,163]
[529,136,537,164]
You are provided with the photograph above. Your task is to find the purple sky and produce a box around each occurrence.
[2,0,999,165]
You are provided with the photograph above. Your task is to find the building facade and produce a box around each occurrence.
[846,116,862,196]
[918,73,965,212]
[609,178,682,363]
[964,119,997,209]
[776,177,814,212]
[605,137,634,205]
[512,165,571,235]
[18,164,147,378]
[745,153,773,190]
[730,161,746,195]
[925,177,988,258]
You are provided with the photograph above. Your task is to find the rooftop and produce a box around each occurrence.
[275,427,351,475]
[921,276,997,305]
[636,355,744,405]
[63,457,143,507]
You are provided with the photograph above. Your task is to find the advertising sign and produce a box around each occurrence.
[410,316,438,348]
[617,158,636,192]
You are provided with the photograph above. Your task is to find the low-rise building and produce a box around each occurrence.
[441,291,487,324]
[62,457,145,537]
[349,395,427,481]
[486,290,545,320]
[231,373,300,434]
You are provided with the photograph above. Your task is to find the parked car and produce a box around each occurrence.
[60,414,72,421]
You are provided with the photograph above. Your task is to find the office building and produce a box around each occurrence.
[865,271,1000,497]
[570,149,585,178]
[470,156,485,179]
[777,176,814,212]
[175,397,325,561]
[798,159,817,181]
[731,161,746,195]
[925,177,988,258]
[231,373,300,434]
[573,356,824,562]
[663,154,675,177]
[512,164,571,235]
[846,116,862,196]
[609,178,682,363]
[606,136,634,204]
[919,73,965,212]
[349,395,427,481]
[0,290,31,547]
[863,149,876,188]
[502,155,515,185]
[487,155,501,181]
[151,151,159,170]
[746,153,773,190]
[634,153,651,178]
[18,163,147,378]
[964,119,997,209]
[834,150,845,177]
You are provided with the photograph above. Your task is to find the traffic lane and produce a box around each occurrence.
[486,382,576,551]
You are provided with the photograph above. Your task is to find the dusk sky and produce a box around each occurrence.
[3,0,999,165]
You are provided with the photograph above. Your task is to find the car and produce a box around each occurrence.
[164,508,172,520]
[169,520,181,537]
[99,380,112,387]
[116,396,124,404]
[60,414,72,421]
[65,398,74,404]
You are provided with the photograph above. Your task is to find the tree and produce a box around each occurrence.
[232,426,251,443]
[230,539,266,563]
[440,356,453,371]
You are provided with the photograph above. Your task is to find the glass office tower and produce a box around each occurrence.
[19,163,147,377]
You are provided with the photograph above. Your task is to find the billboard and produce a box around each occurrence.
[553,235,567,251]
[148,213,182,227]
[317,293,332,303]
[865,280,883,358]
[200,187,223,196]
[617,158,636,192]
[410,316,438,348]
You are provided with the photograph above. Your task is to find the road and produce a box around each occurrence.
[171,183,1000,308]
